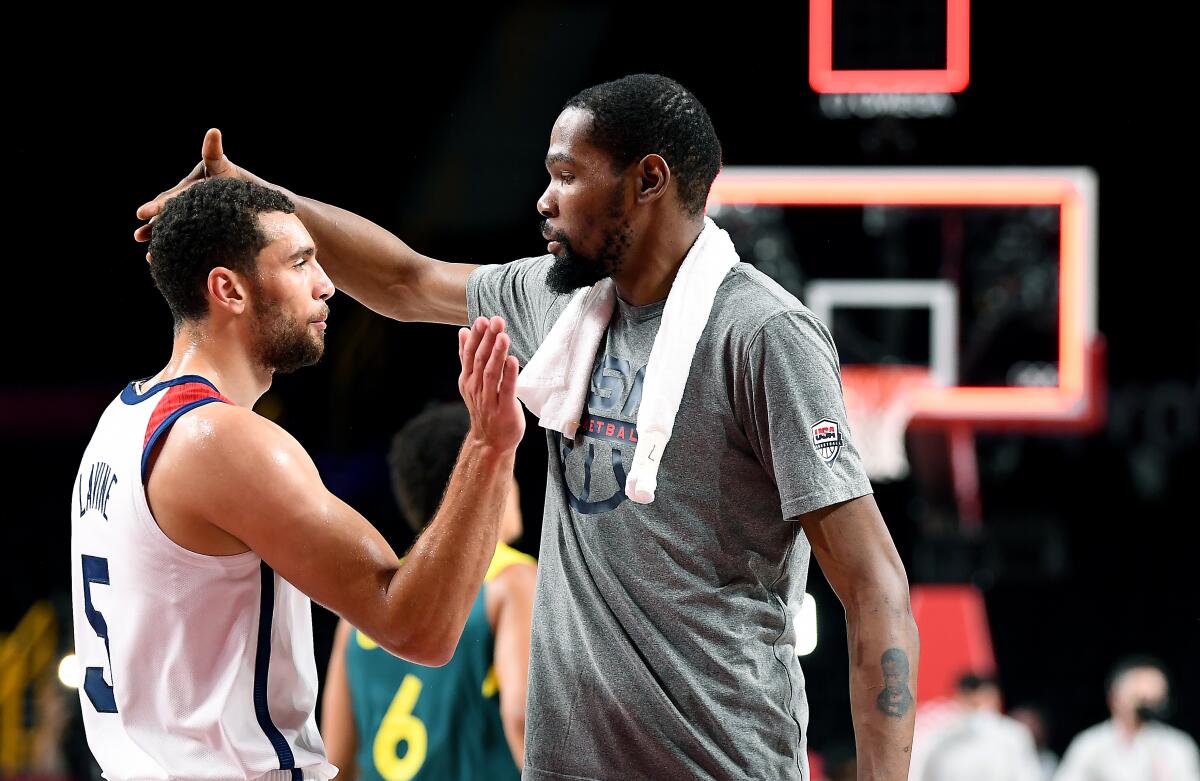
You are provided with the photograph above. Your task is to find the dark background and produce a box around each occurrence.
[4,0,1197,767]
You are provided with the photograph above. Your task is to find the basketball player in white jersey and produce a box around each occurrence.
[71,177,524,780]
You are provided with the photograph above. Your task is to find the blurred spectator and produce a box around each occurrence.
[1054,655,1200,781]
[1010,703,1058,781]
[908,673,1042,781]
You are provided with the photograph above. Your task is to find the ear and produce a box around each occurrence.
[635,154,671,204]
[207,267,251,316]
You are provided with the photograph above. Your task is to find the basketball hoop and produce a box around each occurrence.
[841,364,934,482]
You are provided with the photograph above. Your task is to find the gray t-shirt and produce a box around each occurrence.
[468,255,873,781]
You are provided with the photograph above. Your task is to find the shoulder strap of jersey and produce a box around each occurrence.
[485,542,536,582]
[141,380,233,481]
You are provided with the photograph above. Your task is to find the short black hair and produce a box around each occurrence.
[563,74,722,217]
[148,178,296,323]
[388,403,472,534]
[1105,654,1171,696]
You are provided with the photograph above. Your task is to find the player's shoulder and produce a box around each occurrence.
[471,254,556,288]
[513,254,556,272]
[469,255,570,325]
[710,264,835,363]
[156,401,303,476]
[715,263,826,337]
[485,546,537,607]
[486,543,537,583]
[168,400,277,442]
[487,560,536,594]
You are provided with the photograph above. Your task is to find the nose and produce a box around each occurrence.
[537,183,556,219]
[312,259,335,302]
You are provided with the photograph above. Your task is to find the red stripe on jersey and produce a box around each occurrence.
[143,383,232,450]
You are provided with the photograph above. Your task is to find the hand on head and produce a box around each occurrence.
[135,128,242,260]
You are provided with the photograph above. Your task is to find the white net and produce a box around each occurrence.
[841,364,933,482]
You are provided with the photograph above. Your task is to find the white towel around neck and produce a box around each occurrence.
[515,217,739,503]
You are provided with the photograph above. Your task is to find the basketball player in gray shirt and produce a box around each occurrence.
[138,74,919,780]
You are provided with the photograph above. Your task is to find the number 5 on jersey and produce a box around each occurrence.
[81,555,118,713]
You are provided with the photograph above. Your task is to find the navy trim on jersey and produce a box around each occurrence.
[254,563,299,777]
[120,375,219,405]
[139,398,227,482]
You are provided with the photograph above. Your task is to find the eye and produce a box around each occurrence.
[293,259,308,269]
[559,172,575,184]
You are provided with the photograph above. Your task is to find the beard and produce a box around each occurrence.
[251,292,327,375]
[543,185,633,295]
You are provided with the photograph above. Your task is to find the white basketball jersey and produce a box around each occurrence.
[70,376,337,781]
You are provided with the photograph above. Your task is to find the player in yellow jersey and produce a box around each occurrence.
[321,403,536,780]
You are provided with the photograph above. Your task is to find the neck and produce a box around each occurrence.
[146,320,272,408]
[612,212,705,306]
[1113,714,1143,737]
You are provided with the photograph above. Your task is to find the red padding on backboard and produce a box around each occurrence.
[911,584,996,703]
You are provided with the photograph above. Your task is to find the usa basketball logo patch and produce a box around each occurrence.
[811,418,843,463]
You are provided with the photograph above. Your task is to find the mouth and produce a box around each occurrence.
[541,222,566,254]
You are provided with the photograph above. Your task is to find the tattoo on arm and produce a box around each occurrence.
[876,648,915,719]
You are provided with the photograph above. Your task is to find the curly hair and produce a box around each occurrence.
[564,74,722,217]
[148,178,296,323]
[388,403,472,534]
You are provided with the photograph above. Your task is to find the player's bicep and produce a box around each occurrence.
[465,257,563,365]
[175,412,400,627]
[799,495,907,611]
[404,257,478,325]
[739,312,873,519]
